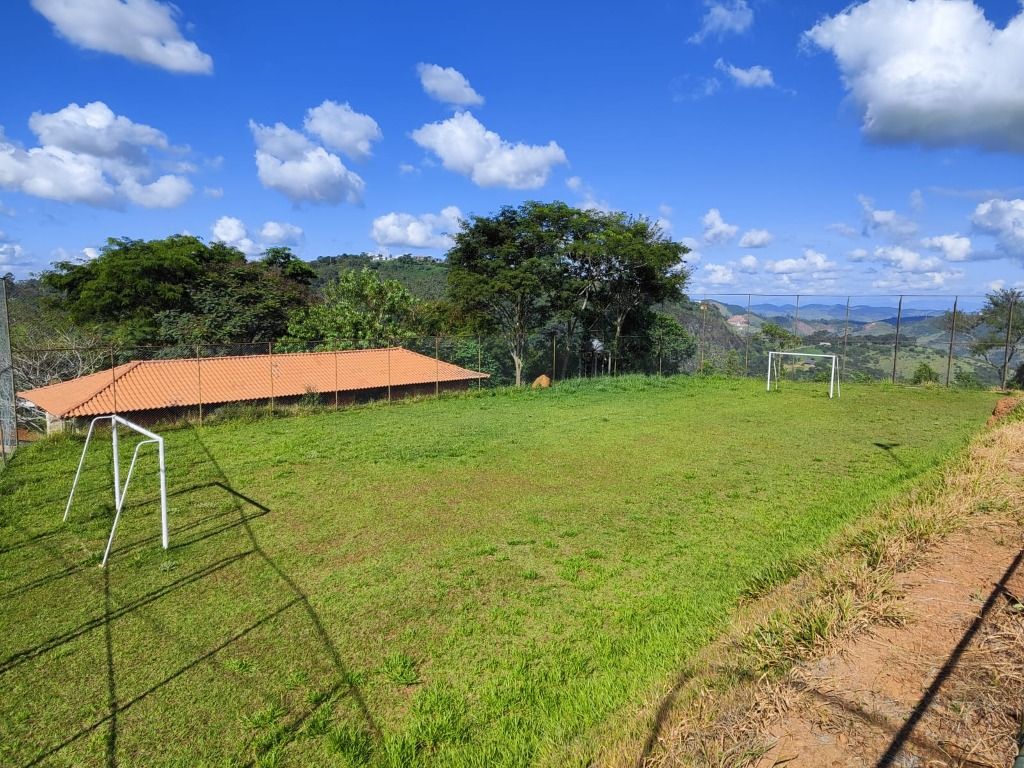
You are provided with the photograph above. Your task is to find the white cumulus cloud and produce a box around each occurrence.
[702,263,736,286]
[260,220,304,246]
[805,0,1024,152]
[971,198,1024,261]
[765,248,836,274]
[859,194,918,239]
[411,111,567,190]
[249,119,365,205]
[849,245,942,273]
[417,63,484,106]
[303,101,382,161]
[701,208,738,244]
[689,0,753,43]
[921,234,972,262]
[212,216,257,255]
[32,0,212,74]
[0,101,194,208]
[371,206,462,250]
[212,216,304,255]
[739,228,773,248]
[714,59,774,88]
[737,254,759,272]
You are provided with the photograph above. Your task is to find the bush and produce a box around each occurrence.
[910,362,940,385]
[953,368,982,390]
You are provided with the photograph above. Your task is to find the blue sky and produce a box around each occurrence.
[1,0,1024,299]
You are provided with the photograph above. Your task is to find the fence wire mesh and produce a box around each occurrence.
[5,293,1021,443]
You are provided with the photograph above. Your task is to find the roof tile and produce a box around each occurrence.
[18,348,488,418]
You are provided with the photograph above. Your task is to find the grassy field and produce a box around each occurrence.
[0,376,999,767]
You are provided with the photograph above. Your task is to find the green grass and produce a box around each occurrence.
[0,376,998,767]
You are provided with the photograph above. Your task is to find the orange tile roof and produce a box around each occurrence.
[18,347,488,418]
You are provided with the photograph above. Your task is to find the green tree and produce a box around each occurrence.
[284,268,418,348]
[757,322,800,351]
[156,247,314,348]
[42,235,244,345]
[649,314,696,374]
[588,214,688,373]
[968,288,1023,382]
[447,202,570,386]
[910,361,939,385]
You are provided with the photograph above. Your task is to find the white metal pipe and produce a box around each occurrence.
[64,414,170,566]
[64,417,102,521]
[102,437,157,566]
[158,439,168,550]
[111,418,120,510]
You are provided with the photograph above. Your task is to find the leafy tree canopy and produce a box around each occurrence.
[284,268,419,349]
[42,235,244,345]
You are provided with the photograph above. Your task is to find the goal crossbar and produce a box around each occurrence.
[64,415,169,567]
[766,351,840,399]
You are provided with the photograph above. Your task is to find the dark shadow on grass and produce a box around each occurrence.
[0,551,253,675]
[182,425,382,763]
[23,598,303,767]
[103,566,118,768]
[875,547,1024,767]
[873,442,904,467]
[0,484,267,601]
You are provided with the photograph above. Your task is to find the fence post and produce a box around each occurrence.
[434,336,440,396]
[744,293,751,375]
[269,341,275,411]
[551,334,557,382]
[698,296,707,372]
[841,297,851,383]
[945,297,958,388]
[476,335,482,389]
[110,345,118,415]
[1001,294,1016,390]
[0,277,13,462]
[794,294,801,337]
[334,345,339,409]
[891,295,903,384]
[196,344,203,425]
[387,344,392,403]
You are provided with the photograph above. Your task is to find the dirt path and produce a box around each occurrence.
[758,515,1023,767]
[758,407,1024,768]
[641,400,1024,768]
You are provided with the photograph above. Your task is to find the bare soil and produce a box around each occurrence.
[641,401,1024,768]
[757,516,1024,767]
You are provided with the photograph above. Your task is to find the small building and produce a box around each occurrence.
[19,347,488,433]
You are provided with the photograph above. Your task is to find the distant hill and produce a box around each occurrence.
[307,254,449,300]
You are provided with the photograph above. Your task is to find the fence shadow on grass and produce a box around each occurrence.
[5,431,380,767]
[182,425,382,765]
[874,546,1024,767]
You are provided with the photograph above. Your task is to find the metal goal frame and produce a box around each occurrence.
[766,351,841,399]
[64,415,169,567]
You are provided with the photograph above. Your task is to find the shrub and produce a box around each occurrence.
[910,362,940,385]
[953,368,982,390]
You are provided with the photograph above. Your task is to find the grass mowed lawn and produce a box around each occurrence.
[0,377,998,767]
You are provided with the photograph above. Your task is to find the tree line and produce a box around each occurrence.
[10,201,697,388]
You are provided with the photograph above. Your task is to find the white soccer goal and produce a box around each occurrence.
[64,415,169,567]
[766,351,841,399]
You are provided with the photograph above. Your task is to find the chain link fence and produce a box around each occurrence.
[2,292,1021,449]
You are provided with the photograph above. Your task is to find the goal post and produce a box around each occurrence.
[766,351,840,399]
[64,415,169,567]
